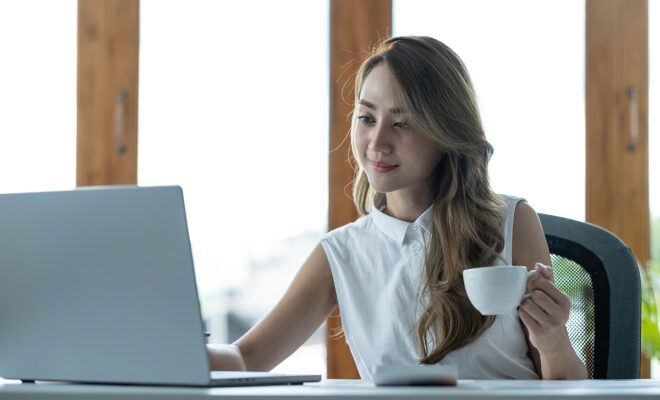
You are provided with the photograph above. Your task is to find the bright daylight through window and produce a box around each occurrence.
[0,1,76,195]
[394,0,586,221]
[138,0,329,376]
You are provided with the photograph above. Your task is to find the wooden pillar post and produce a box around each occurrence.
[327,0,392,379]
[585,0,649,377]
[77,0,139,186]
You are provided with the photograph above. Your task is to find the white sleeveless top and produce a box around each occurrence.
[320,194,539,380]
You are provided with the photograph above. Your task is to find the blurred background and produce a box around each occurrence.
[0,0,657,379]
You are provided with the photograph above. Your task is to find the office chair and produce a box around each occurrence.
[538,213,641,379]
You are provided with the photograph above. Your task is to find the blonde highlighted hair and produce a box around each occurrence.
[350,36,506,363]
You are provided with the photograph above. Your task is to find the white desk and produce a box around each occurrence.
[2,379,660,400]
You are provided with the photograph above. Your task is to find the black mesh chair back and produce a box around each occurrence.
[539,213,641,379]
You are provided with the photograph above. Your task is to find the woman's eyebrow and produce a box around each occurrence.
[358,99,376,109]
[358,99,404,114]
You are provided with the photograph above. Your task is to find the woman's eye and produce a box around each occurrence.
[393,121,409,129]
[357,115,375,124]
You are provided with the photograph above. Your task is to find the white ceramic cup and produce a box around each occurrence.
[462,265,540,315]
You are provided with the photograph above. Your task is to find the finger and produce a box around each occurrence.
[535,262,554,282]
[526,291,567,324]
[526,270,543,291]
[527,290,555,312]
[519,298,550,327]
[518,307,542,331]
[526,272,550,295]
[528,278,570,308]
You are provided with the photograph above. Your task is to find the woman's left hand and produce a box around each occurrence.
[518,263,572,355]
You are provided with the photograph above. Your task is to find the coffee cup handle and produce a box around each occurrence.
[521,270,542,302]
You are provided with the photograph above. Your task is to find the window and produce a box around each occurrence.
[139,0,329,375]
[394,0,585,221]
[0,1,76,194]
[650,0,659,263]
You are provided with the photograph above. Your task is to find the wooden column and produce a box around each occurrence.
[586,0,649,377]
[77,0,139,186]
[327,0,391,379]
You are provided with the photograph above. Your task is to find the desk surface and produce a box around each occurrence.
[0,380,660,400]
[2,379,660,400]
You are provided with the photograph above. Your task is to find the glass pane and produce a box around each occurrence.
[393,0,585,221]
[139,0,329,376]
[0,1,76,194]
[650,0,659,263]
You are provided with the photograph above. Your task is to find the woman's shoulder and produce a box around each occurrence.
[496,194,528,218]
[496,194,528,264]
[497,193,526,207]
[321,214,375,244]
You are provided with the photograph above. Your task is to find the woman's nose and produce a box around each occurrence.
[369,123,391,153]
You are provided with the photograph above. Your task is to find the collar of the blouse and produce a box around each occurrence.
[370,193,434,244]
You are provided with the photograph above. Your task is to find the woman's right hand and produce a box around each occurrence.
[207,243,336,372]
[207,343,247,371]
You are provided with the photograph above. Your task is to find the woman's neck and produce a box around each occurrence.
[383,190,434,222]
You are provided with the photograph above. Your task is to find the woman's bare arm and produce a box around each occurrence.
[512,201,588,380]
[208,242,336,371]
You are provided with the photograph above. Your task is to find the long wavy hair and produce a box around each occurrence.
[350,36,506,363]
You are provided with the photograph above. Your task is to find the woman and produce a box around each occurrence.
[208,36,587,380]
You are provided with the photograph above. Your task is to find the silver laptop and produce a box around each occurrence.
[0,185,320,387]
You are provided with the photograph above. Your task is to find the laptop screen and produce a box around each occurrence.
[0,186,213,385]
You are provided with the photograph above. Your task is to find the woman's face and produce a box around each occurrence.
[354,64,442,199]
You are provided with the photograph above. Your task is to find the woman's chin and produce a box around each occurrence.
[367,181,396,194]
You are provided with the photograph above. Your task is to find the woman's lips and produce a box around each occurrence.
[370,161,398,173]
